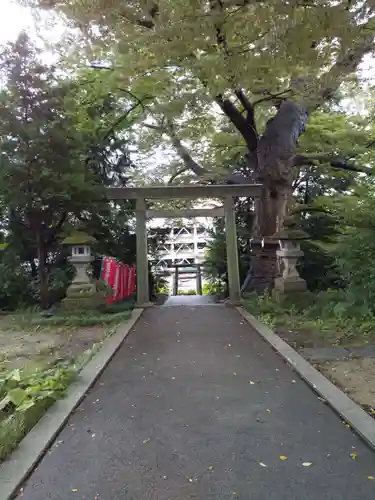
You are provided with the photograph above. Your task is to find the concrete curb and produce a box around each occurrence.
[0,308,144,500]
[237,307,375,451]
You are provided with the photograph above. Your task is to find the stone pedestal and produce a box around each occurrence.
[272,240,308,304]
[62,255,106,311]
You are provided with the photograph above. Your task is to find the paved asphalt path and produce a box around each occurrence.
[17,305,375,499]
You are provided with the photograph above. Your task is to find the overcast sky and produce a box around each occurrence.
[0,1,33,43]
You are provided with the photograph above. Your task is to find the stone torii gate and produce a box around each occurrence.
[107,184,262,307]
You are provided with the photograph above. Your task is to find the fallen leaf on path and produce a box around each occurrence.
[208,466,215,471]
[279,456,288,461]
[302,462,312,467]
[266,409,271,413]
[72,489,78,492]
[350,452,357,460]
[368,476,374,480]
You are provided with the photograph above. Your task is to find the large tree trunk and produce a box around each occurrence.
[243,99,309,292]
[256,99,308,231]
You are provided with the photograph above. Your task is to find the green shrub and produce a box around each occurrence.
[0,364,77,462]
[178,289,196,295]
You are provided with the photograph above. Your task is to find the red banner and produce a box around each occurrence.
[101,258,136,304]
[129,265,136,296]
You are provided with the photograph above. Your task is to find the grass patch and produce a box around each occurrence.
[244,290,375,348]
[0,303,133,333]
[0,301,135,461]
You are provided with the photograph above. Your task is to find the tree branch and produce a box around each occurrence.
[168,166,190,184]
[157,120,251,185]
[222,0,256,6]
[102,101,143,141]
[216,94,258,152]
[168,133,209,178]
[119,1,159,29]
[318,35,375,103]
[234,88,257,134]
[253,89,293,107]
[292,154,372,174]
[45,212,67,247]
[209,1,259,157]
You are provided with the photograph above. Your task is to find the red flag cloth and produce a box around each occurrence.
[101,257,116,304]
[101,258,136,303]
[123,265,129,298]
[101,257,113,283]
[119,264,124,300]
[115,263,122,302]
[129,265,136,295]
[113,262,121,302]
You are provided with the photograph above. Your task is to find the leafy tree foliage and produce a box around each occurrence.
[321,182,375,311]
[0,33,137,309]
[24,0,375,232]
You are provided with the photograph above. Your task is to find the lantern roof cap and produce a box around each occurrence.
[61,231,96,246]
[271,228,309,240]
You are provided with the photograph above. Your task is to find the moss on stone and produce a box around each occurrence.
[61,231,96,246]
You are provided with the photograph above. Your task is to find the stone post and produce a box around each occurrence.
[196,264,203,295]
[173,265,179,295]
[224,196,241,305]
[136,198,152,307]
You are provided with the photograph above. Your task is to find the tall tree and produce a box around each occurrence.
[24,0,375,286]
[0,33,105,307]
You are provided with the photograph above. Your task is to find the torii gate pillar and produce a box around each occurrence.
[135,198,153,307]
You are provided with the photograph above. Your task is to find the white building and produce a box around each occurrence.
[148,200,220,293]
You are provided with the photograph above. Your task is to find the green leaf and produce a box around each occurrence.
[16,399,36,413]
[7,388,27,407]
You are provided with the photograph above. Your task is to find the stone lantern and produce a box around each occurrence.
[272,216,309,302]
[61,231,105,310]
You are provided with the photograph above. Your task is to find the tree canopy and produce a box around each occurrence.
[1,0,375,304]
[0,32,138,308]
[22,0,375,257]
